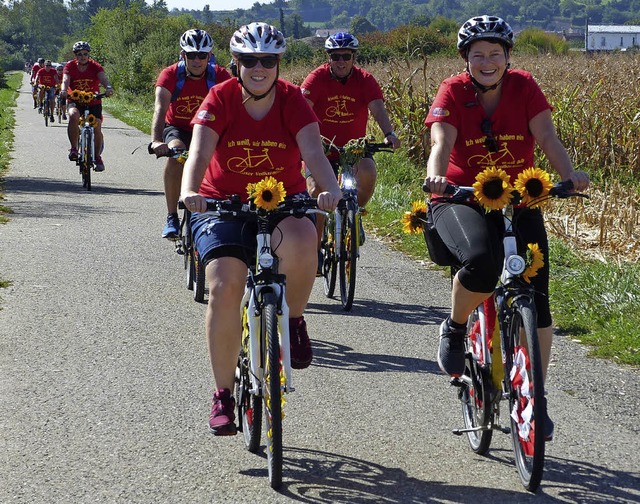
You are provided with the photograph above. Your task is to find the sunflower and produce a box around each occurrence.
[522,243,544,283]
[473,167,514,211]
[176,151,189,165]
[247,176,286,211]
[80,91,94,104]
[69,89,81,102]
[514,167,553,207]
[342,136,373,167]
[401,200,427,234]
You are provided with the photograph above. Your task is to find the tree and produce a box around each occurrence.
[351,16,377,36]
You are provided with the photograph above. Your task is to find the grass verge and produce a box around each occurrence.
[0,71,21,295]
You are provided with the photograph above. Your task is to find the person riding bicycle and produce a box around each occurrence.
[35,60,58,121]
[60,41,114,172]
[55,64,67,121]
[180,22,342,436]
[422,15,590,440]
[30,58,45,109]
[301,32,400,261]
[150,29,231,240]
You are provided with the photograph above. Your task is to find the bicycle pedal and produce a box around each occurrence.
[449,377,465,388]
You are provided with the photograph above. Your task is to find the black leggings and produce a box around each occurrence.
[432,202,551,327]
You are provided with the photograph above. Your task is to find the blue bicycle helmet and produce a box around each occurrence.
[325,32,359,51]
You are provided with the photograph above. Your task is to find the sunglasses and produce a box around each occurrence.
[75,52,89,57]
[481,118,499,153]
[239,56,279,69]
[185,51,209,60]
[329,53,353,61]
[45,65,51,67]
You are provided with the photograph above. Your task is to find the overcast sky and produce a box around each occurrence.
[158,0,273,11]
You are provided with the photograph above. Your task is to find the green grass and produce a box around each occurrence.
[0,71,21,294]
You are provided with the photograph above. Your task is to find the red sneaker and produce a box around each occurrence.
[208,388,237,436]
[290,316,313,369]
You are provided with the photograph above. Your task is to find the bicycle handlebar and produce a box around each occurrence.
[147,143,186,159]
[423,179,588,204]
[179,196,327,218]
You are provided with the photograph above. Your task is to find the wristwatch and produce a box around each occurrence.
[384,130,397,138]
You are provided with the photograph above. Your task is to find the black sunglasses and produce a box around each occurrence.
[185,51,209,60]
[481,118,499,153]
[75,52,89,57]
[239,56,279,69]
[329,53,353,61]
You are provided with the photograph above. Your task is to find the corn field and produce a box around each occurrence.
[285,52,640,263]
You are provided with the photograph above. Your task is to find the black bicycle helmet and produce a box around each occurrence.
[457,15,514,52]
[73,41,91,53]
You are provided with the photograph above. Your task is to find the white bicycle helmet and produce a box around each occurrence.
[180,29,214,53]
[457,15,514,52]
[230,22,286,55]
[73,41,91,53]
[325,32,359,51]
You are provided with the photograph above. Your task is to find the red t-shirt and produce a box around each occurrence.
[30,64,41,81]
[301,64,383,156]
[425,69,552,187]
[63,59,105,105]
[36,68,58,87]
[156,62,231,131]
[191,78,317,200]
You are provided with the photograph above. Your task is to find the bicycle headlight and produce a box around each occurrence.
[259,253,274,269]
[505,255,526,275]
[342,176,355,190]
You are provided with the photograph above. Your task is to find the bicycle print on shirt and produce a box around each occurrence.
[226,138,287,177]
[467,133,525,170]
[324,94,355,123]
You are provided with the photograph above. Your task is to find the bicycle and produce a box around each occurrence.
[42,86,52,127]
[193,193,323,489]
[423,173,587,492]
[149,145,205,302]
[319,137,392,311]
[74,92,106,191]
[55,90,65,123]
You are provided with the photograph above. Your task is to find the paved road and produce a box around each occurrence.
[1,74,639,503]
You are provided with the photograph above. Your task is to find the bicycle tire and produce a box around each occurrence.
[183,211,194,290]
[262,293,283,489]
[460,311,494,454]
[321,214,337,298]
[505,299,545,492]
[44,101,49,127]
[236,305,262,453]
[83,129,92,191]
[338,205,358,311]
[193,249,205,302]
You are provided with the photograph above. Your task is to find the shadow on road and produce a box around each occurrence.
[5,175,163,198]
[307,297,448,327]
[310,339,439,375]
[238,446,563,503]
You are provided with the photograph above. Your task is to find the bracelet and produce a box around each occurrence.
[106,85,113,89]
[384,130,397,138]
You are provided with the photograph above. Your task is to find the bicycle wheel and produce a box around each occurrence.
[56,98,62,123]
[43,100,49,127]
[338,205,358,311]
[193,249,205,302]
[321,214,337,298]
[182,211,194,290]
[262,292,283,489]
[235,305,262,452]
[505,299,545,492]
[83,129,92,191]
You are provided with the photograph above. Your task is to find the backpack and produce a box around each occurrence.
[170,56,217,102]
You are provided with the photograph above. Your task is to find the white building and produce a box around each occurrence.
[587,25,640,51]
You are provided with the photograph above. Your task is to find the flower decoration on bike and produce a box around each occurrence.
[69,89,95,105]
[401,200,428,234]
[246,176,286,211]
[473,166,514,211]
[514,167,553,208]
[341,136,374,167]
[78,114,99,128]
[176,151,189,165]
[522,243,544,283]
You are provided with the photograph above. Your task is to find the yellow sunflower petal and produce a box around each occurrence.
[473,167,514,211]
[252,176,286,210]
[522,242,545,283]
[401,200,427,234]
[514,167,553,207]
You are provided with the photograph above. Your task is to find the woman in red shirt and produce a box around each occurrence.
[180,22,341,436]
[423,15,590,440]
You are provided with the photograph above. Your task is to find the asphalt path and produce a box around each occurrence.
[1,73,639,503]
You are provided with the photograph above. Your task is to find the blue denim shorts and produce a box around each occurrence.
[191,194,315,267]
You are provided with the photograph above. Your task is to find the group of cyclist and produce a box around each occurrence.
[30,41,114,172]
[146,16,588,439]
